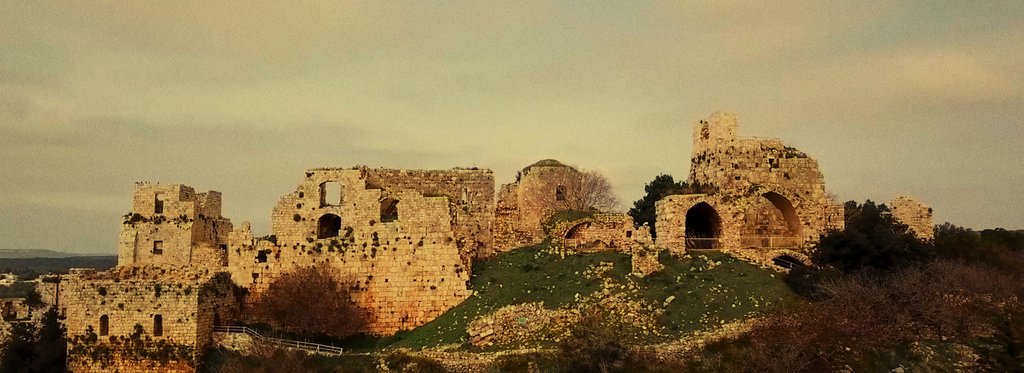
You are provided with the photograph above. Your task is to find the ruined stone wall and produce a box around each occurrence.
[68,358,195,373]
[34,277,66,317]
[657,113,844,255]
[630,246,664,277]
[64,269,203,346]
[657,194,741,254]
[889,196,935,241]
[689,113,843,240]
[494,161,586,251]
[194,273,240,350]
[63,267,236,373]
[362,167,495,258]
[553,213,653,252]
[494,184,531,250]
[118,183,231,268]
[1,298,30,320]
[230,168,471,335]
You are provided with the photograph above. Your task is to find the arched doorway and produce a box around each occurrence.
[685,202,722,250]
[565,222,591,240]
[563,221,592,249]
[317,214,342,239]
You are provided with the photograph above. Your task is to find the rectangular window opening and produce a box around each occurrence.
[154,193,165,214]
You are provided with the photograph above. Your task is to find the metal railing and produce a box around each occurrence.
[213,325,345,355]
[682,236,803,251]
[739,236,802,249]
[685,238,721,250]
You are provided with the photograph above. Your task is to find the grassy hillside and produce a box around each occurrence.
[337,242,800,351]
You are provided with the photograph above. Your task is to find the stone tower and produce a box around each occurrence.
[117,183,233,268]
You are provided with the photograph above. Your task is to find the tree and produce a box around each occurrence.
[813,200,932,273]
[628,174,689,237]
[537,169,619,212]
[251,265,367,338]
[0,307,65,373]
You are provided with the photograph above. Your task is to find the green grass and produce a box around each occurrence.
[640,251,801,340]
[309,245,800,351]
[375,241,632,350]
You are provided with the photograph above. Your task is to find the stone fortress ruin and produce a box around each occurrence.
[656,112,932,267]
[56,112,932,372]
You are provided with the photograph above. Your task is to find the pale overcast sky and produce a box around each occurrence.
[1,2,1022,254]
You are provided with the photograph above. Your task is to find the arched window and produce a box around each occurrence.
[319,182,343,207]
[555,185,566,201]
[380,198,399,223]
[153,314,163,336]
[99,315,109,336]
[317,214,342,239]
[154,192,165,214]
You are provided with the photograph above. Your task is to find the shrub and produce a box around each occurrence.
[251,264,367,338]
[688,260,1024,372]
[628,174,689,236]
[813,200,931,273]
[381,351,447,373]
[0,308,66,373]
[553,309,687,373]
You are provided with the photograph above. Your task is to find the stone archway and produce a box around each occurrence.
[685,202,722,249]
[761,191,802,236]
[740,191,804,248]
[564,222,591,239]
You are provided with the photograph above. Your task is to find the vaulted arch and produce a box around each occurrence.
[761,191,802,236]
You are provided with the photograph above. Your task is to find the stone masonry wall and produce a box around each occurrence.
[656,113,844,255]
[118,183,232,268]
[230,168,471,335]
[494,160,586,251]
[363,167,496,258]
[63,267,237,373]
[889,196,935,241]
[553,213,653,252]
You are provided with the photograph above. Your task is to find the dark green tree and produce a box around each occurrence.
[813,200,932,273]
[628,174,689,238]
[0,307,65,373]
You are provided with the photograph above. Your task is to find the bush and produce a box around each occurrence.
[0,307,65,373]
[782,265,841,300]
[553,308,683,373]
[688,260,1024,372]
[251,264,367,338]
[813,200,931,273]
[381,351,447,373]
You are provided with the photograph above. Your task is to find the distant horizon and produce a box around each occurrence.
[2,2,1021,254]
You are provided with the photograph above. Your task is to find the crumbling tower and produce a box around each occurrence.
[117,183,233,268]
[658,112,845,265]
